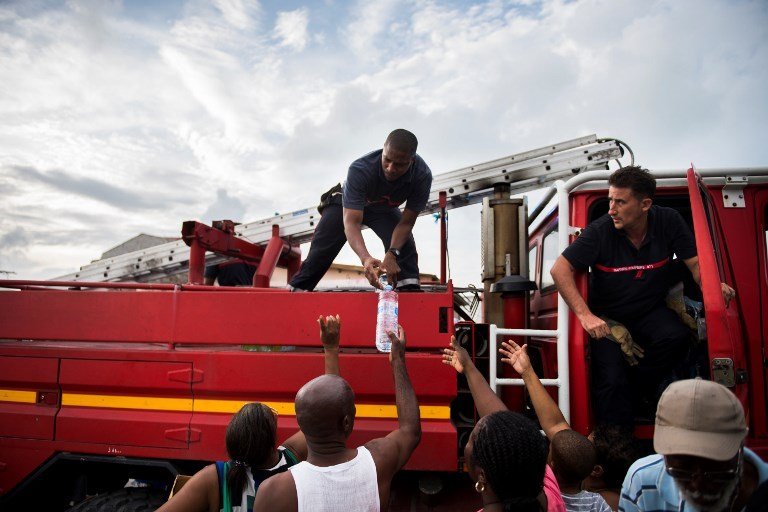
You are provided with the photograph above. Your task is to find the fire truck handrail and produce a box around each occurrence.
[488,325,569,423]
[563,167,768,193]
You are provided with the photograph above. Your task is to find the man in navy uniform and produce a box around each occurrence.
[289,129,432,291]
[550,166,735,426]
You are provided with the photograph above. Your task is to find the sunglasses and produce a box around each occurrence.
[665,452,742,483]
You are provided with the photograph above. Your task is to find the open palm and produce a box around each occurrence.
[442,335,471,374]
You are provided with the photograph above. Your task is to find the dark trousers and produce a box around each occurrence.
[288,198,419,291]
[590,304,690,426]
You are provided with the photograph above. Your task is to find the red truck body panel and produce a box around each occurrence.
[0,288,457,495]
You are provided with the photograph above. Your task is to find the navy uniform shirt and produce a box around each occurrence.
[342,149,432,213]
[561,205,697,322]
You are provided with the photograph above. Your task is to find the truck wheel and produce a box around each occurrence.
[65,487,167,512]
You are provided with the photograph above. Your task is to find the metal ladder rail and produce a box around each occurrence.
[56,137,622,282]
[489,326,568,422]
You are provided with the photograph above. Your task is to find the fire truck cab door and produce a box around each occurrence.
[686,168,749,407]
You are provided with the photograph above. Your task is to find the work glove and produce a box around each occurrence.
[600,316,645,366]
[665,283,698,331]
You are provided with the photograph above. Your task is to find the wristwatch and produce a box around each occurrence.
[388,247,401,257]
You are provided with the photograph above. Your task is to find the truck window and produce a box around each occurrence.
[540,228,558,290]
[528,246,538,282]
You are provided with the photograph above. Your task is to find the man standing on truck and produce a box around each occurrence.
[550,166,736,426]
[288,129,432,291]
[252,325,421,511]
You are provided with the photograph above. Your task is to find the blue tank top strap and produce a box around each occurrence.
[215,461,229,511]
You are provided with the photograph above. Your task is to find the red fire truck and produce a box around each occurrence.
[1,136,766,510]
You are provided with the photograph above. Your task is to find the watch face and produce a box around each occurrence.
[390,248,400,256]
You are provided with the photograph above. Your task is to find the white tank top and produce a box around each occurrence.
[290,446,380,512]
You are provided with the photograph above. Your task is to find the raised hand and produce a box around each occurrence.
[388,325,406,363]
[318,314,340,351]
[441,335,471,374]
[499,340,531,376]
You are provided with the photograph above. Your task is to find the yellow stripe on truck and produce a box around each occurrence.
[0,389,37,404]
[59,393,450,420]
[62,393,193,412]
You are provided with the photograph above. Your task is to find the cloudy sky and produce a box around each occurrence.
[0,0,766,286]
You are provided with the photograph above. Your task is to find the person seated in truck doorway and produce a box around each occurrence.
[204,259,257,286]
[549,165,736,427]
[156,315,342,512]
[288,128,432,291]
[253,325,421,512]
[619,378,768,512]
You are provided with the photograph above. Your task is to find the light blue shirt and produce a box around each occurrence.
[619,449,768,512]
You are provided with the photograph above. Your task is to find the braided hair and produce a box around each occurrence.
[225,403,278,506]
[471,411,548,512]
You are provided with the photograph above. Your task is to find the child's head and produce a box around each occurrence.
[591,423,641,490]
[550,429,596,488]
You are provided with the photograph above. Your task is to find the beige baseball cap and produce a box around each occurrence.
[654,378,747,461]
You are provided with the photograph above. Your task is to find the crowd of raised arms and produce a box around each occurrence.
[155,314,766,512]
[186,133,764,511]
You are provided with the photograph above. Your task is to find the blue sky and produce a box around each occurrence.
[0,0,766,285]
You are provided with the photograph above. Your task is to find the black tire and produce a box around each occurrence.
[65,488,167,512]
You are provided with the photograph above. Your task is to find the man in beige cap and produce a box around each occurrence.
[619,378,767,512]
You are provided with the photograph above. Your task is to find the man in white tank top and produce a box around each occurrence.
[253,325,421,512]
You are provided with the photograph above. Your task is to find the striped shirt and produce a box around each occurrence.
[562,490,612,512]
[619,449,768,512]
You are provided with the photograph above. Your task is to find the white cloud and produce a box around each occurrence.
[213,0,261,30]
[274,8,309,51]
[343,0,404,62]
[0,0,766,285]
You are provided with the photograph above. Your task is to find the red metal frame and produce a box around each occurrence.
[686,169,750,410]
[181,220,301,285]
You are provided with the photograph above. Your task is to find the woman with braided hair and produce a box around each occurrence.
[466,410,549,511]
[158,315,342,512]
[444,336,566,512]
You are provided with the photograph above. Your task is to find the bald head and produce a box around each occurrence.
[295,374,356,438]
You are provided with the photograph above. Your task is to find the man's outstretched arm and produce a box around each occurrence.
[366,326,421,479]
[343,207,381,287]
[499,340,569,439]
[388,326,421,466]
[550,255,610,339]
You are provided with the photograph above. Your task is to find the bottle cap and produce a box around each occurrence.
[383,284,393,291]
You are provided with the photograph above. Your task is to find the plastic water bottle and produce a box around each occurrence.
[375,275,398,353]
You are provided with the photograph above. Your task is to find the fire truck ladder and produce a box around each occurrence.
[56,135,624,283]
